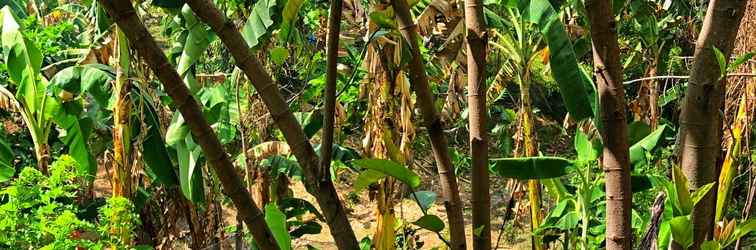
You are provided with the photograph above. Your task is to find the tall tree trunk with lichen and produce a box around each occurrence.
[96,1,280,248]
[181,0,360,248]
[465,0,490,248]
[676,0,746,248]
[585,0,633,248]
[390,0,467,248]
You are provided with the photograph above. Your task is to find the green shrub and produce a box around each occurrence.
[0,155,141,249]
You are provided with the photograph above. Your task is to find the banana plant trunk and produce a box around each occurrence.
[182,1,360,249]
[465,0,490,248]
[391,0,467,248]
[676,0,746,248]
[520,74,543,250]
[113,27,132,198]
[96,1,280,249]
[585,1,633,249]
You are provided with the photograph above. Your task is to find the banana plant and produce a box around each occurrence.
[492,124,667,249]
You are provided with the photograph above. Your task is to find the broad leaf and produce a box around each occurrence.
[354,169,385,191]
[2,6,43,112]
[413,215,445,232]
[48,64,114,106]
[669,216,693,249]
[278,0,304,42]
[0,136,12,182]
[491,156,572,180]
[690,182,715,208]
[352,159,421,188]
[629,125,668,167]
[265,203,292,250]
[574,129,599,161]
[137,91,179,186]
[242,0,278,48]
[177,5,214,77]
[522,0,595,121]
[175,138,204,203]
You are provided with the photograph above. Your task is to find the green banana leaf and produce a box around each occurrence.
[242,0,278,48]
[352,159,421,189]
[521,0,595,121]
[491,156,572,180]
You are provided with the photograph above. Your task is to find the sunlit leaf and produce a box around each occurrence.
[352,159,421,188]
[413,215,445,232]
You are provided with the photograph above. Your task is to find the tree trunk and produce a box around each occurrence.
[585,1,633,249]
[465,0,490,248]
[390,0,467,248]
[95,1,280,249]
[677,0,747,248]
[321,0,343,182]
[182,1,360,249]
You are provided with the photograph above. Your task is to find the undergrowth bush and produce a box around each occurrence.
[0,155,141,249]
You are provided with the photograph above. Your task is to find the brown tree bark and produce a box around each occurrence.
[677,0,746,248]
[95,1,279,249]
[391,0,467,248]
[182,1,360,249]
[464,0,490,248]
[321,0,343,182]
[585,1,633,249]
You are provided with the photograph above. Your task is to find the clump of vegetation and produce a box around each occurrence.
[0,155,140,249]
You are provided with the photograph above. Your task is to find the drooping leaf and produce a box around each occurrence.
[242,0,278,48]
[278,0,304,42]
[2,6,43,112]
[51,111,96,178]
[522,0,595,121]
[265,203,292,250]
[354,169,385,192]
[270,47,289,65]
[629,124,668,167]
[48,64,114,106]
[177,5,215,77]
[136,90,179,186]
[0,136,12,182]
[413,214,445,232]
[352,159,421,188]
[175,138,204,203]
[491,156,572,180]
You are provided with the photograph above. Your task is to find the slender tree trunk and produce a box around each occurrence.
[321,0,343,182]
[390,0,467,248]
[677,0,746,248]
[465,0,490,248]
[113,27,132,198]
[585,1,632,249]
[182,1,360,249]
[96,1,279,249]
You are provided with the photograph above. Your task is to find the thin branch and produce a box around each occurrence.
[623,73,756,85]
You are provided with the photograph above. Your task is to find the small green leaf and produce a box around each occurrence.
[412,191,437,210]
[728,52,755,72]
[491,156,572,180]
[690,182,715,208]
[352,159,421,188]
[712,47,726,78]
[368,11,396,29]
[270,47,290,65]
[669,216,694,249]
[726,218,756,247]
[701,240,721,250]
[413,214,445,232]
[672,165,692,214]
[629,125,668,167]
[574,130,598,161]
